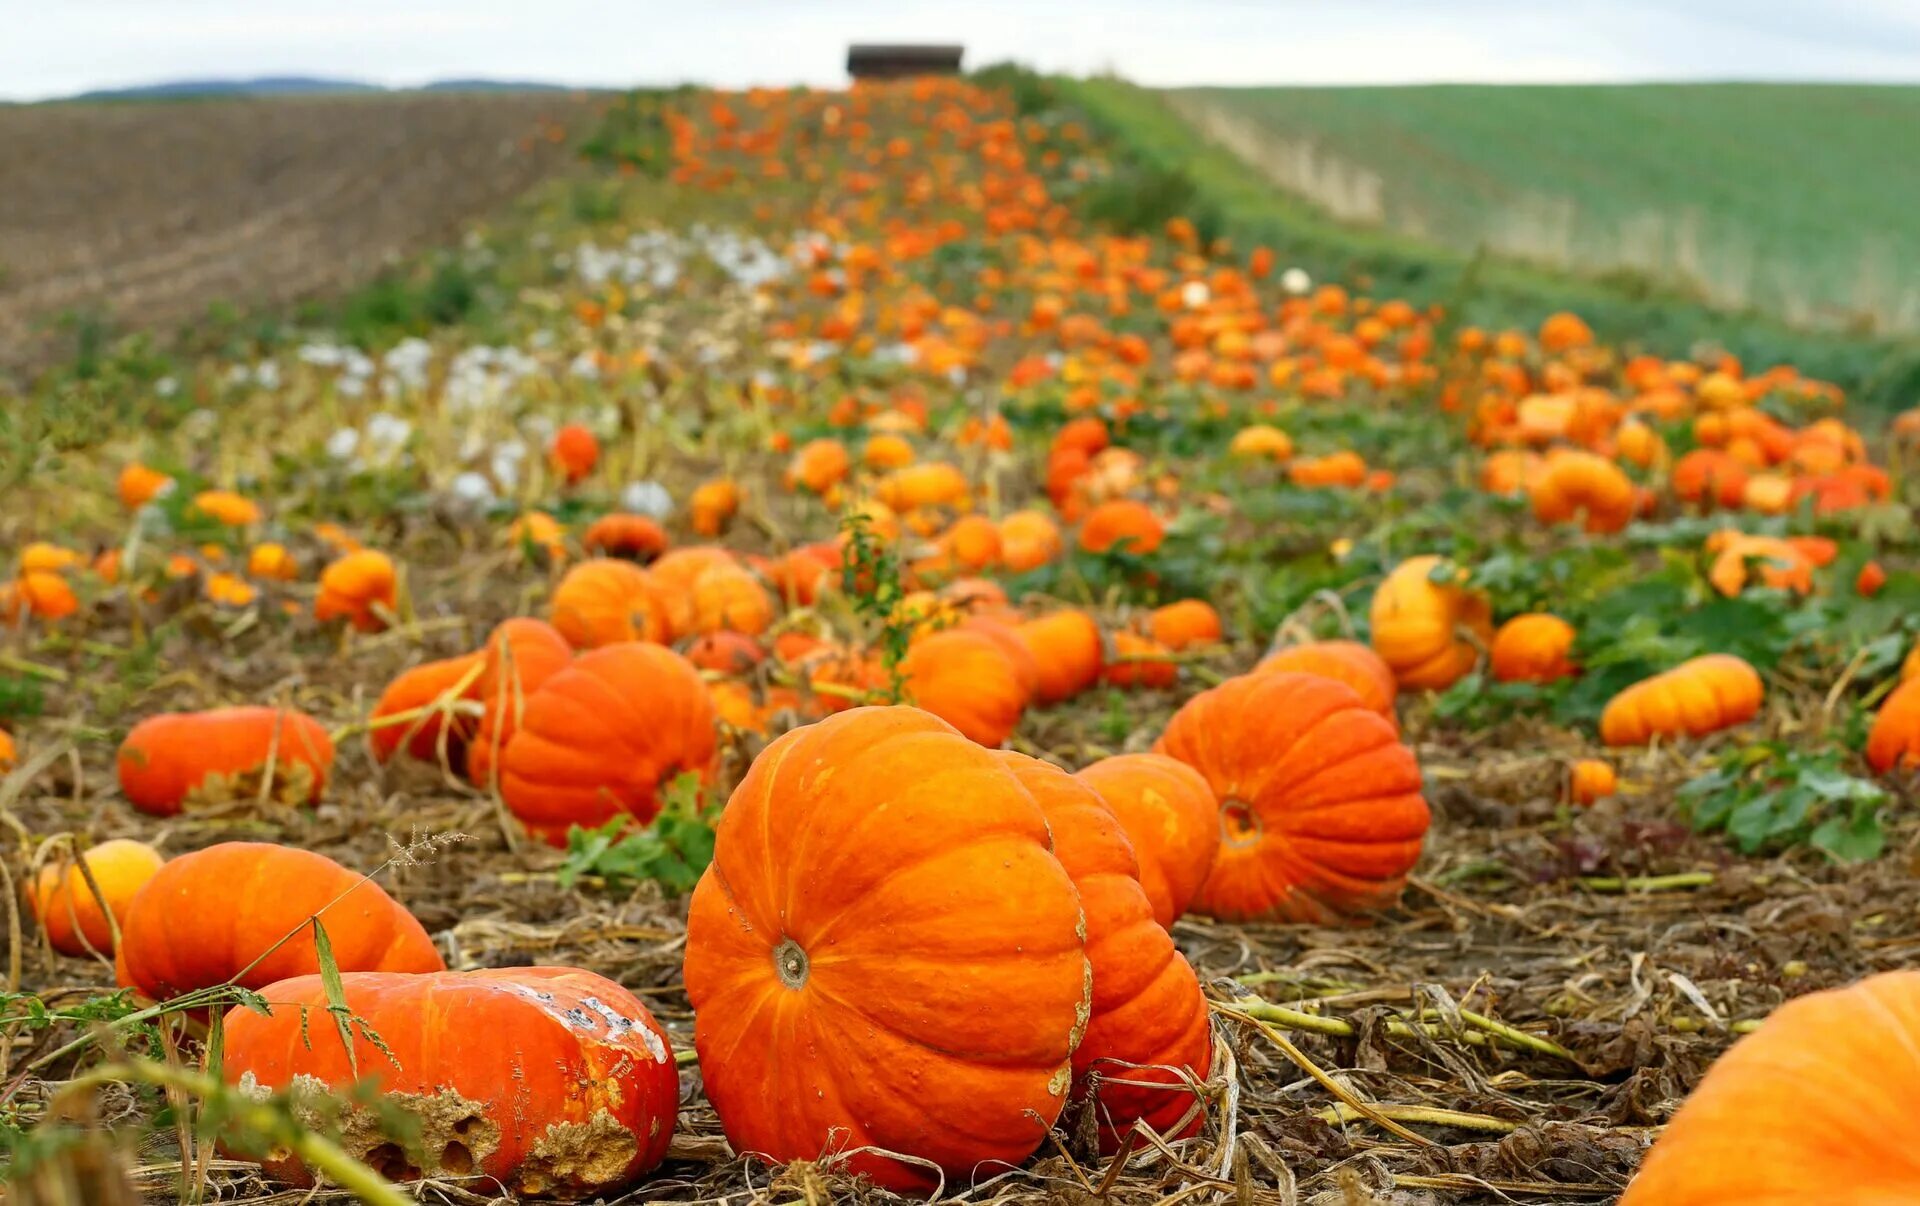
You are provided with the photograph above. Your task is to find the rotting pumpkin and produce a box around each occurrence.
[221,967,675,1198]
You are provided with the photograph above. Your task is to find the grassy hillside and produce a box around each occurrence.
[1050,76,1920,412]
[1172,83,1920,333]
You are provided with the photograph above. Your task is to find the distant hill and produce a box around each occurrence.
[69,76,574,101]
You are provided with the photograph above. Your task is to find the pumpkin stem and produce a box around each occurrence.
[772,938,810,989]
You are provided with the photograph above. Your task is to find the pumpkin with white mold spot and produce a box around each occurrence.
[220,967,677,1198]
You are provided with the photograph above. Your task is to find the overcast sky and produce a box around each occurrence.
[5,0,1919,100]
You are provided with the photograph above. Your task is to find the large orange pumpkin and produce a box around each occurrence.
[117,708,334,816]
[28,839,165,957]
[1369,555,1493,691]
[369,653,482,764]
[683,707,1089,1193]
[1256,640,1398,725]
[1620,970,1920,1205]
[1156,672,1430,923]
[902,629,1026,746]
[222,967,675,1197]
[498,643,718,845]
[116,843,442,999]
[1077,753,1220,928]
[1599,655,1764,746]
[997,753,1212,1151]
[467,618,574,791]
[549,559,668,648]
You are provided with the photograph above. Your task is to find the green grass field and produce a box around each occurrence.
[1169,83,1920,334]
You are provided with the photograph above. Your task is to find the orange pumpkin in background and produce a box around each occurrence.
[1866,677,1920,775]
[1157,672,1429,923]
[686,563,775,636]
[314,550,398,633]
[1369,555,1493,691]
[1599,655,1765,746]
[118,463,175,510]
[548,423,600,483]
[582,512,670,562]
[1078,500,1164,556]
[1148,599,1222,651]
[1256,640,1398,725]
[1076,753,1221,928]
[1489,614,1579,684]
[116,842,442,999]
[997,753,1212,1150]
[1620,970,1920,1205]
[467,618,574,790]
[549,558,668,648]
[683,630,766,675]
[784,438,852,494]
[1104,631,1178,689]
[684,707,1088,1193]
[499,642,717,844]
[690,478,742,537]
[369,653,482,764]
[902,629,1026,746]
[1569,759,1617,806]
[117,708,334,816]
[1016,609,1105,704]
[1528,450,1636,533]
[221,967,677,1197]
[28,839,165,957]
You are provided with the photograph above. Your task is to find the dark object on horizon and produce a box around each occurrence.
[846,45,964,80]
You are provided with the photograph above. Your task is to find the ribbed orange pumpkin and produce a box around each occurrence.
[684,707,1089,1193]
[1599,655,1764,746]
[1077,753,1220,928]
[549,559,668,648]
[467,618,574,791]
[498,643,718,845]
[1866,676,1920,774]
[1016,610,1105,704]
[1156,672,1430,923]
[902,629,1027,746]
[1488,614,1579,684]
[28,839,165,957]
[959,616,1043,701]
[998,753,1212,1150]
[1369,555,1493,691]
[1620,970,1920,1205]
[1256,640,1398,725]
[116,843,442,999]
[222,967,676,1197]
[369,653,482,764]
[117,708,334,816]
